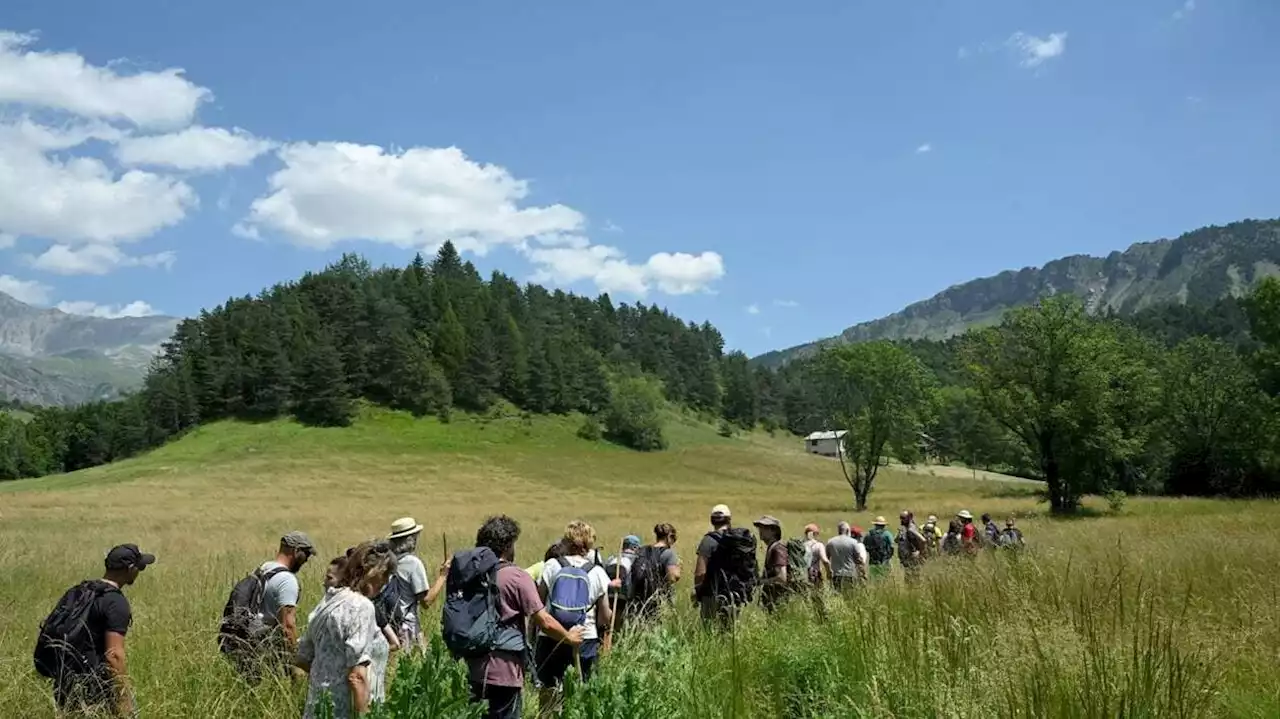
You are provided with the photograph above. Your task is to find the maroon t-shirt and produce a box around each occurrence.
[467,565,543,687]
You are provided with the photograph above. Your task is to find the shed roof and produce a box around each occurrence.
[805,430,848,440]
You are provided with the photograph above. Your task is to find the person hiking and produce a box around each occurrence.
[297,540,398,719]
[958,511,979,555]
[982,513,1000,549]
[446,515,584,719]
[219,531,315,683]
[35,543,155,717]
[327,554,401,654]
[921,515,943,557]
[623,526,681,623]
[897,511,928,581]
[998,518,1025,549]
[695,505,756,627]
[864,517,895,579]
[803,523,831,589]
[941,519,964,556]
[753,516,792,613]
[601,535,640,629]
[826,522,865,592]
[535,521,613,714]
[387,517,450,649]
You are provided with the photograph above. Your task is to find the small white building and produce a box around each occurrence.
[804,430,847,457]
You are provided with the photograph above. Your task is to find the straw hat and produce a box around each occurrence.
[388,517,424,540]
[873,516,887,526]
[957,510,973,520]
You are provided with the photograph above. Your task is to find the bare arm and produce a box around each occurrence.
[103,631,134,718]
[423,559,451,606]
[596,598,614,654]
[347,664,371,715]
[382,624,401,652]
[693,554,708,592]
[532,609,584,646]
[666,563,682,584]
[278,605,299,648]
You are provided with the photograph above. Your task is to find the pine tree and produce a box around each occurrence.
[435,302,468,395]
[293,331,355,427]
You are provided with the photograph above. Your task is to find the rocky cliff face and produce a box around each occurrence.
[755,219,1280,367]
[0,293,179,405]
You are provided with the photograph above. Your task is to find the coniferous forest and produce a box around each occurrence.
[2,242,1279,509]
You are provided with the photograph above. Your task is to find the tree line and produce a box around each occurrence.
[2,245,1278,516]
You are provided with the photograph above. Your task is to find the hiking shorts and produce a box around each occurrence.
[534,636,599,687]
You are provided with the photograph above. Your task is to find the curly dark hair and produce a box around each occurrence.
[476,515,521,560]
[654,523,678,543]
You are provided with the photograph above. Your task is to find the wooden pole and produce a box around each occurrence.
[608,538,625,638]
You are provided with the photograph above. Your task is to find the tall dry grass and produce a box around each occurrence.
[1,408,1277,717]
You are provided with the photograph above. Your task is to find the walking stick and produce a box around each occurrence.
[608,538,625,639]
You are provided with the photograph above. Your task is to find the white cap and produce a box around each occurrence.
[711,504,731,518]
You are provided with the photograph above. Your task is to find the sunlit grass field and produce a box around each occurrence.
[1,405,1278,717]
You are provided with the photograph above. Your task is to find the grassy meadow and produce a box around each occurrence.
[1,405,1279,717]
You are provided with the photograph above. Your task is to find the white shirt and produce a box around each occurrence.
[538,554,611,640]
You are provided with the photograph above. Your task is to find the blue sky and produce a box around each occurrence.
[0,0,1276,355]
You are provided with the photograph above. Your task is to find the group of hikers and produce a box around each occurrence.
[33,507,1024,718]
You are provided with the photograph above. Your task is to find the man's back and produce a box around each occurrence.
[826,536,861,578]
[257,561,298,628]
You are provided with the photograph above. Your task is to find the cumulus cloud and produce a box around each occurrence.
[241,141,725,295]
[239,142,585,251]
[0,31,209,129]
[55,299,161,318]
[1172,0,1196,20]
[1008,32,1068,68]
[115,126,274,172]
[527,245,725,297]
[916,143,932,154]
[746,304,761,315]
[29,244,176,275]
[0,273,52,304]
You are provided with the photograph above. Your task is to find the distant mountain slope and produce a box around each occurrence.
[755,219,1280,367]
[0,293,178,406]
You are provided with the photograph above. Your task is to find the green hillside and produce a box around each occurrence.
[756,218,1280,367]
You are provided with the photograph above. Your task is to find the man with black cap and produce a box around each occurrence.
[259,531,315,670]
[35,543,155,716]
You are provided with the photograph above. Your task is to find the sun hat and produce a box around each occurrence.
[873,516,887,526]
[710,504,731,519]
[105,544,156,571]
[851,526,864,538]
[752,515,781,528]
[957,510,973,520]
[388,517,424,540]
[623,535,642,549]
[804,523,821,534]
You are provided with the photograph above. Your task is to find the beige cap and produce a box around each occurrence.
[711,504,731,518]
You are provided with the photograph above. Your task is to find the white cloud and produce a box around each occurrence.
[240,142,585,251]
[29,243,176,275]
[115,126,274,171]
[916,143,932,154]
[1008,31,1068,68]
[527,245,725,297]
[0,273,52,304]
[601,220,623,233]
[746,304,761,315]
[773,299,799,308]
[0,31,210,129]
[0,126,196,246]
[55,299,160,318]
[0,232,14,249]
[1172,0,1196,20]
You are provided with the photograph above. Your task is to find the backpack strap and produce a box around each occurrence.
[555,556,572,569]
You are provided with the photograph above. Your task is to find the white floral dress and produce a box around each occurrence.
[297,587,389,719]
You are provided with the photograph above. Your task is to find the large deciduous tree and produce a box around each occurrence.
[814,341,935,511]
[961,296,1162,514]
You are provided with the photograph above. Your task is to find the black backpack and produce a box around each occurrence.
[628,546,667,607]
[865,529,894,564]
[704,528,757,604]
[34,580,116,679]
[441,548,525,659]
[218,567,288,654]
[377,572,408,630]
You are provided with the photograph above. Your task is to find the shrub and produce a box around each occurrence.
[717,419,735,438]
[577,415,603,441]
[1105,488,1128,514]
[603,375,667,451]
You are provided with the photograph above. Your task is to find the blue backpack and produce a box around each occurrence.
[547,557,593,628]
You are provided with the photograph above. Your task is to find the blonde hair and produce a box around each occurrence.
[562,520,597,555]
